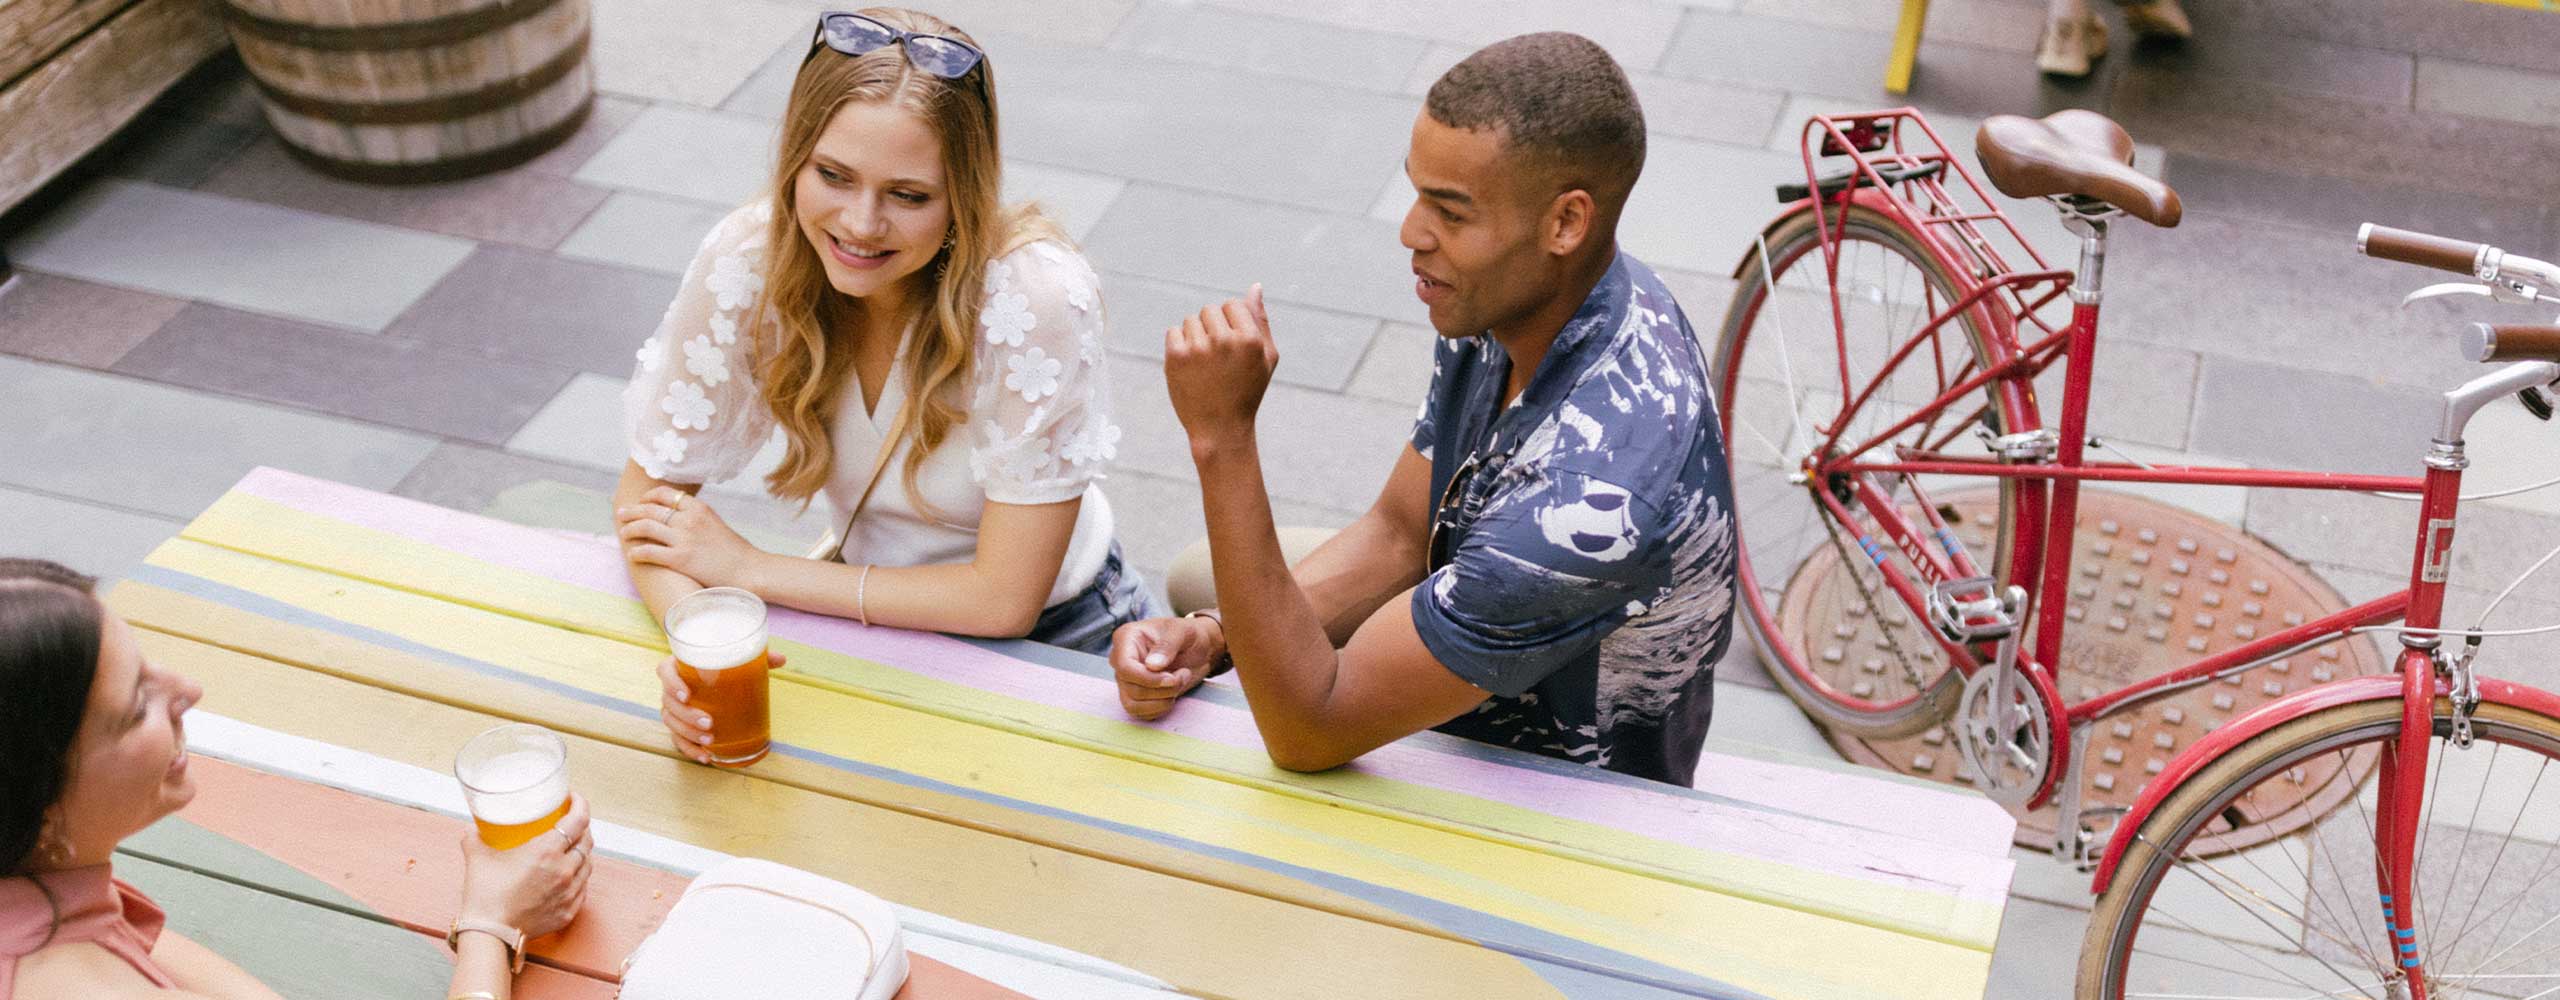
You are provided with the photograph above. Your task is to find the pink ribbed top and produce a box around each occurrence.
[0,865,174,996]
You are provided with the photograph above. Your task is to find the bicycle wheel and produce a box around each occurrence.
[1712,204,2027,739]
[2083,697,2560,999]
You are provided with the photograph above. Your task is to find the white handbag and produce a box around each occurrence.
[618,858,909,1000]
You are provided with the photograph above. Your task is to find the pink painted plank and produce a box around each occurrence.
[223,469,2018,875]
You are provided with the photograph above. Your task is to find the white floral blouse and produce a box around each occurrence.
[623,201,1123,605]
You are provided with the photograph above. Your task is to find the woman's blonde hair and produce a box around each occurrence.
[751,7,1065,511]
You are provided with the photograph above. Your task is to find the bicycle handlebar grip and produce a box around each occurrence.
[2463,323,2560,363]
[2359,223,2488,275]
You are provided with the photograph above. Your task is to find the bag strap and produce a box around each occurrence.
[821,389,916,564]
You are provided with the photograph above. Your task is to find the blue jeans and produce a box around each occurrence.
[1025,542,1167,656]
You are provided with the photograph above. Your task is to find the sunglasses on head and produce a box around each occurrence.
[810,12,985,79]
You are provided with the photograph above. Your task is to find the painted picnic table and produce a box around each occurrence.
[110,468,2019,999]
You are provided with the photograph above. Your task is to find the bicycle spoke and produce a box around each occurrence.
[2426,741,2504,963]
[1750,233,1818,461]
[2140,899,2375,999]
[2440,752,2550,961]
[2153,833,2383,990]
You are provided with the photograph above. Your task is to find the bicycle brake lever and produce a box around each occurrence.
[2402,282,2494,308]
[2522,386,2554,421]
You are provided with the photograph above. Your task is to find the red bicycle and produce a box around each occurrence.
[1715,107,2560,999]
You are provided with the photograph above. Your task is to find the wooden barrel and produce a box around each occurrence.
[218,0,593,184]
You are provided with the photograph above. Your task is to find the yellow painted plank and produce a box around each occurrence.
[171,494,2013,950]
[122,548,2001,997]
[140,628,1573,1000]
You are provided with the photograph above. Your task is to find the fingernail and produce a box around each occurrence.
[697,734,711,745]
[1146,653,1166,667]
[698,715,711,728]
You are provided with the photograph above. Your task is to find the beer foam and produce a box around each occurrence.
[465,750,569,825]
[668,599,767,672]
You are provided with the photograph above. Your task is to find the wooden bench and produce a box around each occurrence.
[112,468,2019,998]
[1,0,229,217]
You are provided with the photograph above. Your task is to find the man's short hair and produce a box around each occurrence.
[1424,32,1646,221]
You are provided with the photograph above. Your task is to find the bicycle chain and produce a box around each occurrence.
[1815,487,1932,690]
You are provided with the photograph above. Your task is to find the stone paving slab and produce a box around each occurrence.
[2143,20,2417,108]
[0,485,183,583]
[1736,0,2043,54]
[1106,1,1432,94]
[0,273,186,370]
[2189,354,2443,479]
[589,0,812,107]
[380,245,678,377]
[988,32,1420,215]
[112,304,577,447]
[1109,349,1413,514]
[196,139,613,250]
[555,192,737,275]
[1343,321,1439,407]
[501,373,793,505]
[1197,0,1689,72]
[4,180,475,333]
[1098,271,1383,393]
[1083,183,1421,324]
[0,356,436,521]
[2167,153,2557,261]
[389,441,824,556]
[2415,55,2560,130]
[572,104,780,208]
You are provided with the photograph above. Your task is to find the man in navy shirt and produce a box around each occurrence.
[1111,31,1738,786]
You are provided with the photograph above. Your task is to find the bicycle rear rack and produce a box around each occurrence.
[1793,110,2077,349]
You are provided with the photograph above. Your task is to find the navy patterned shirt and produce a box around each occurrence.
[1408,250,1738,786]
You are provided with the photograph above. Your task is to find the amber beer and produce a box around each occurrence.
[666,587,771,768]
[455,724,572,849]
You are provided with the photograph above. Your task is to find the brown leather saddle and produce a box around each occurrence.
[1975,110,2182,227]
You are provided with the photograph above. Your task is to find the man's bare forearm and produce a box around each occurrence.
[1195,438,1344,725]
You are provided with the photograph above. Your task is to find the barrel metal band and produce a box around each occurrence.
[220,0,568,51]
[276,98,595,185]
[249,31,588,126]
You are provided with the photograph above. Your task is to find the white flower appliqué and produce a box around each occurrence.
[982,290,1034,348]
[635,336,663,374]
[1004,347,1064,402]
[1065,272,1097,314]
[650,428,689,469]
[707,311,739,346]
[1060,420,1121,466]
[705,254,763,312]
[683,337,730,386]
[662,380,716,431]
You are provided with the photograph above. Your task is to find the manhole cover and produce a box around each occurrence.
[1779,489,2387,852]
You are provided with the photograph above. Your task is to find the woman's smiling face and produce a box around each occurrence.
[44,615,201,868]
[793,99,953,311]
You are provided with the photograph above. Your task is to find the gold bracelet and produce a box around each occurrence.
[448,992,501,1000]
[856,563,874,627]
[1183,609,1235,678]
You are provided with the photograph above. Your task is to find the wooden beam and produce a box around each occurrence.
[0,0,227,213]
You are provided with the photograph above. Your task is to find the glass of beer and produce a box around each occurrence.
[455,723,572,849]
[665,586,771,768]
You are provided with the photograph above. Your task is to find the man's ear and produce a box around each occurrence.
[1544,188,1596,257]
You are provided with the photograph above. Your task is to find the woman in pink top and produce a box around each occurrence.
[0,559,590,999]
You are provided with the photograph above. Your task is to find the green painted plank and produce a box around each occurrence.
[113,853,453,1000]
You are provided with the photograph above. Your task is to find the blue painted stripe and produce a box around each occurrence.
[128,565,1762,999]
[2396,928,2415,939]
[1857,537,1887,566]
[2402,958,2421,969]
[1933,528,1962,556]
[2399,942,2417,953]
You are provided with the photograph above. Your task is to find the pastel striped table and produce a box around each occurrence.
[112,468,2018,999]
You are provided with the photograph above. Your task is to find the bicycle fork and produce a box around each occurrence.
[2370,430,2476,998]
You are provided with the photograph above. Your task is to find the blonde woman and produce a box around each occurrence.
[614,9,1154,760]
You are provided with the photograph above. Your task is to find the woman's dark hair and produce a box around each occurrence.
[0,559,104,875]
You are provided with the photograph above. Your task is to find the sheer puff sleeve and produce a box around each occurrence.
[967,240,1120,506]
[623,202,778,486]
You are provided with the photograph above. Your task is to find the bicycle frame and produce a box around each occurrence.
[1771,112,2494,991]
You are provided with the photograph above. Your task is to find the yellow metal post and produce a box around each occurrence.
[1886,0,1929,94]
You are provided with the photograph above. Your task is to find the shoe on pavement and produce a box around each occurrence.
[2036,14,2109,78]
[2118,0,2193,41]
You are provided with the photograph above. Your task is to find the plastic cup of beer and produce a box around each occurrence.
[665,586,771,768]
[455,724,572,850]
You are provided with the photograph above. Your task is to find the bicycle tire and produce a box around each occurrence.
[2081,697,2560,999]
[1712,204,2025,739]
